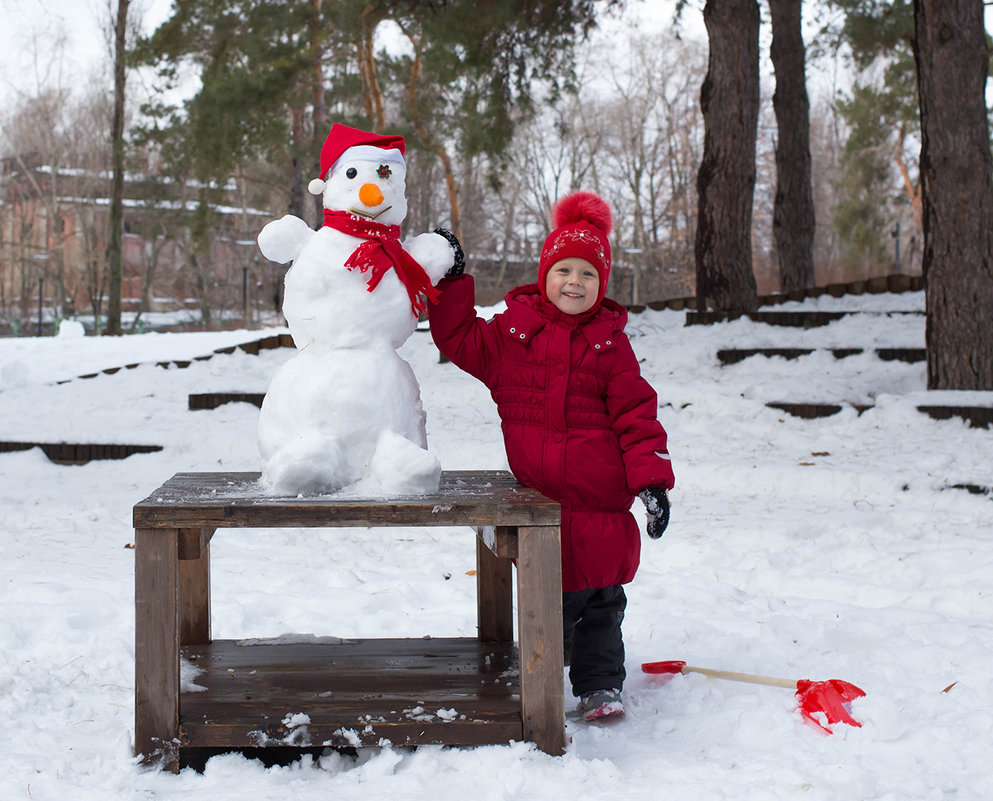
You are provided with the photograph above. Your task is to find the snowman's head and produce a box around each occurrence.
[308,124,409,227]
[318,155,408,227]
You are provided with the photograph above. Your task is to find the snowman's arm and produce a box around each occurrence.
[403,231,457,286]
[258,215,315,264]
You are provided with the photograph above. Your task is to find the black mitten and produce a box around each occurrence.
[434,227,465,276]
[639,487,670,539]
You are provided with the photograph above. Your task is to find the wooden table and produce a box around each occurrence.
[133,470,564,771]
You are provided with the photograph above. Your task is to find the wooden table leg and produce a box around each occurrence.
[475,531,513,642]
[515,525,565,755]
[179,527,213,645]
[134,527,180,772]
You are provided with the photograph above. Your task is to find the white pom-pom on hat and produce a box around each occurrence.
[308,178,326,195]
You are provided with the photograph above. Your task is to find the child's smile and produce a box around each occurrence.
[545,257,599,314]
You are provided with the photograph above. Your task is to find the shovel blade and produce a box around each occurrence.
[795,679,866,734]
[641,660,687,675]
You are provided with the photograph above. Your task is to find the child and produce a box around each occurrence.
[429,192,674,722]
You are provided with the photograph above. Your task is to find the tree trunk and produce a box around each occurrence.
[356,25,386,132]
[769,0,815,293]
[695,0,760,313]
[913,0,993,390]
[289,106,306,219]
[106,0,129,336]
[310,0,326,223]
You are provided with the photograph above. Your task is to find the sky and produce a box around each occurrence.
[0,0,169,103]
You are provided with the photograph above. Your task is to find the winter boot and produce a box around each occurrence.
[580,689,625,722]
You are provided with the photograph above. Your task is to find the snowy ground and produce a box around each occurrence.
[1,289,991,800]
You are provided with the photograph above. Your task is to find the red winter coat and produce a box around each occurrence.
[429,276,674,592]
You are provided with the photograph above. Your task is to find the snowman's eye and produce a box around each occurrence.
[346,167,358,179]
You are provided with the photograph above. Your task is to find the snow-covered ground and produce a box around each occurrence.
[1,289,991,800]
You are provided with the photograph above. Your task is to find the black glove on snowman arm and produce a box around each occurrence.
[434,228,465,276]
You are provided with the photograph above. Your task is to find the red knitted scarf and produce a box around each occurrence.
[322,209,440,316]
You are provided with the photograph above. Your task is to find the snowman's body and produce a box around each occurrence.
[256,139,453,495]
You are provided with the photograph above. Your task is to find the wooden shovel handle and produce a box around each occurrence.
[642,660,799,690]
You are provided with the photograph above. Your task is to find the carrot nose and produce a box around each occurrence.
[359,183,384,207]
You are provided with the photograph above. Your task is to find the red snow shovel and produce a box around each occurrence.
[642,660,866,734]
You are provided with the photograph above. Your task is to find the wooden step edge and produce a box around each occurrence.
[0,441,163,464]
[766,403,993,428]
[188,393,266,411]
[717,347,923,366]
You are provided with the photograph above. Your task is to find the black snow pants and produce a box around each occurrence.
[562,584,627,697]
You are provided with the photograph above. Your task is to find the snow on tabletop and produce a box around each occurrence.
[1,291,992,800]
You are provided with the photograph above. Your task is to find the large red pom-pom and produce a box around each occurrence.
[551,192,613,236]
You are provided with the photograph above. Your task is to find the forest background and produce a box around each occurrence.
[0,1,987,363]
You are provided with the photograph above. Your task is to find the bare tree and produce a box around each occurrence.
[695,0,760,313]
[913,0,993,389]
[601,33,706,303]
[2,91,73,322]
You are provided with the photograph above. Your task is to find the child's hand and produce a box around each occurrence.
[639,488,670,539]
[434,228,466,276]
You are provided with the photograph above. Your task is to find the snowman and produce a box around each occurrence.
[256,124,462,496]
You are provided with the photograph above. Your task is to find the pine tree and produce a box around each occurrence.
[769,0,816,292]
[823,0,921,266]
[913,0,993,389]
[694,0,760,313]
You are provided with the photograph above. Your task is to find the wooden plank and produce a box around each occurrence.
[179,528,212,646]
[876,348,926,363]
[181,716,522,750]
[0,441,162,464]
[134,527,181,772]
[475,533,513,642]
[717,348,815,365]
[0,442,33,454]
[476,525,518,559]
[188,393,266,411]
[767,402,844,419]
[178,527,206,560]
[515,525,565,755]
[133,471,560,530]
[178,638,522,749]
[770,401,877,418]
[918,405,993,429]
[686,310,847,328]
[717,347,875,366]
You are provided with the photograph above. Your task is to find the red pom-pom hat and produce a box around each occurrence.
[538,192,613,307]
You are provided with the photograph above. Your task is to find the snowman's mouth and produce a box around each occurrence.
[348,205,392,220]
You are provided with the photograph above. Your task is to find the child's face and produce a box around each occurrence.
[545,257,599,314]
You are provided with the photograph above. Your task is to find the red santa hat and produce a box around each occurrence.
[538,192,613,305]
[308,124,406,195]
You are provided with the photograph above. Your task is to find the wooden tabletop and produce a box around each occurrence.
[133,470,560,529]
